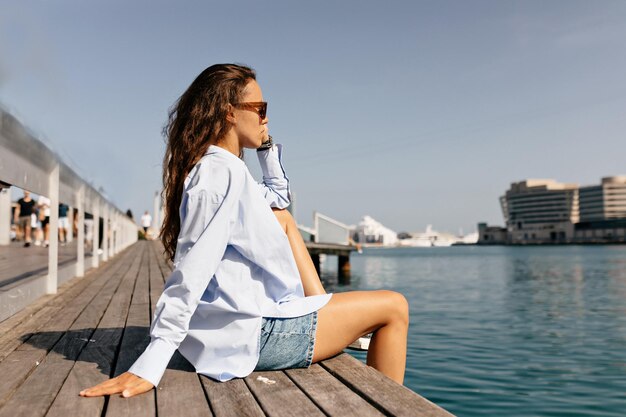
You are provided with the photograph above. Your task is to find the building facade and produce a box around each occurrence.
[353,215,398,246]
[575,176,626,242]
[477,223,508,244]
[579,176,626,221]
[488,176,626,244]
[500,179,579,243]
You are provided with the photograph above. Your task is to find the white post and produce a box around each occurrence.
[92,200,100,269]
[110,208,114,256]
[122,217,127,250]
[113,211,118,255]
[47,164,59,294]
[76,186,85,277]
[102,205,109,262]
[0,188,11,246]
[117,212,121,253]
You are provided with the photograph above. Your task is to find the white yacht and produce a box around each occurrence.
[399,225,460,247]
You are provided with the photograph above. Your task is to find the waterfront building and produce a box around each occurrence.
[575,176,626,242]
[353,215,398,246]
[500,179,579,243]
[477,223,508,244]
[491,176,626,244]
[579,176,626,221]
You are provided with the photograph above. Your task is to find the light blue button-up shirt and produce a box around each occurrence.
[128,144,332,387]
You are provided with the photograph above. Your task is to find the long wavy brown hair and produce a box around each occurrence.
[160,64,256,262]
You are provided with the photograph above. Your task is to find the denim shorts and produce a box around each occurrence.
[254,311,318,371]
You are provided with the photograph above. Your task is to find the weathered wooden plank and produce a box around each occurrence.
[201,376,264,417]
[0,246,138,409]
[46,263,127,361]
[150,240,172,283]
[12,246,134,349]
[0,358,74,417]
[0,241,80,287]
[105,245,156,417]
[152,242,172,286]
[321,354,455,417]
[46,245,145,417]
[0,249,124,360]
[285,364,384,417]
[0,291,56,342]
[245,370,325,417]
[0,349,43,408]
[146,244,213,417]
[157,352,212,417]
[0,248,131,417]
[148,241,164,316]
[16,246,135,355]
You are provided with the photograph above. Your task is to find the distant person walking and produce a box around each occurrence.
[141,211,152,234]
[14,190,35,247]
[84,212,94,251]
[58,203,69,245]
[38,195,51,247]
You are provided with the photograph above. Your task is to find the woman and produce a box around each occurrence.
[80,64,408,398]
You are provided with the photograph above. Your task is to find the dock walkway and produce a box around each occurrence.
[0,241,88,287]
[0,241,453,417]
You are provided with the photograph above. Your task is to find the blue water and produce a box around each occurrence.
[320,245,626,417]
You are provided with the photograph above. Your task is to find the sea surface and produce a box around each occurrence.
[320,245,626,417]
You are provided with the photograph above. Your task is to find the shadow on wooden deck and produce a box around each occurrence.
[0,241,454,417]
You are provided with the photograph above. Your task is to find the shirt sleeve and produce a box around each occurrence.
[127,168,243,387]
[256,143,291,209]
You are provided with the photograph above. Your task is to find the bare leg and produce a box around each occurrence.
[314,291,408,384]
[272,208,326,296]
[25,224,31,243]
[271,209,408,384]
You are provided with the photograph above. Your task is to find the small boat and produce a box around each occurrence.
[347,334,371,351]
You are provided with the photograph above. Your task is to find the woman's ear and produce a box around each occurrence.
[226,104,237,124]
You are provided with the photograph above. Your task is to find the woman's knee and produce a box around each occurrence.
[377,290,409,326]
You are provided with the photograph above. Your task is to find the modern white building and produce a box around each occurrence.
[500,179,579,243]
[579,176,626,221]
[575,176,626,242]
[497,176,626,244]
[353,215,398,246]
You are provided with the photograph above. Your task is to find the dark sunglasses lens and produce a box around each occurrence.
[259,103,267,119]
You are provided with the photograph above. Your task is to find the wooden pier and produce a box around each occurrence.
[305,241,358,284]
[0,241,87,287]
[0,241,453,417]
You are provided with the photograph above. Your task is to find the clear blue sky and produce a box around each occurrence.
[2,1,625,234]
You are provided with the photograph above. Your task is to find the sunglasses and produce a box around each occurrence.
[234,101,267,119]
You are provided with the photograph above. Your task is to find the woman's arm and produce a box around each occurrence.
[256,144,291,208]
[257,143,326,295]
[272,208,326,296]
[81,164,244,397]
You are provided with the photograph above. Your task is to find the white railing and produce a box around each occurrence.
[0,108,138,321]
[313,211,351,245]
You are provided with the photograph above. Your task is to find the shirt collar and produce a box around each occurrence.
[205,144,245,164]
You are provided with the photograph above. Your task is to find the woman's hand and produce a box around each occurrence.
[79,372,154,398]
